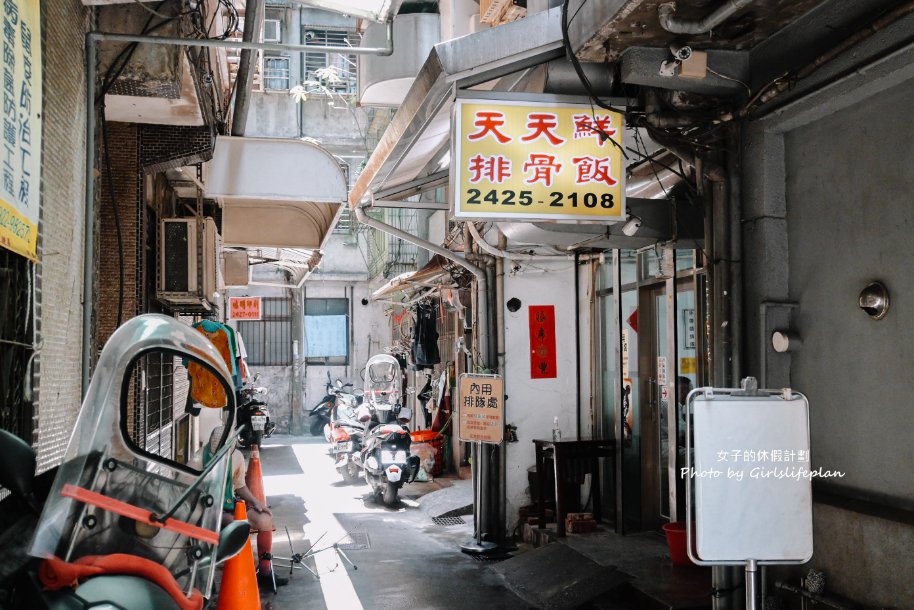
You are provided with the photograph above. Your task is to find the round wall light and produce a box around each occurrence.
[858,281,890,320]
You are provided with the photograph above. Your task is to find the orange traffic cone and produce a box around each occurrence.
[217,500,261,610]
[245,446,275,588]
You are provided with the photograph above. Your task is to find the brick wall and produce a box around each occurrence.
[139,125,214,175]
[34,0,91,472]
[96,122,141,350]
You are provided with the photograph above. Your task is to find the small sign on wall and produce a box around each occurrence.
[529,305,557,379]
[229,296,262,320]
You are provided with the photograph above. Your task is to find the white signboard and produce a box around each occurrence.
[692,393,814,562]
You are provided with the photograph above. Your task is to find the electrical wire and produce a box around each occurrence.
[706,66,751,96]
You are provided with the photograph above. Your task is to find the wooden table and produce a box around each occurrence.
[533,438,615,537]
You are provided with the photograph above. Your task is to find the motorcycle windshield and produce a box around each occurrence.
[364,354,401,408]
[30,315,235,600]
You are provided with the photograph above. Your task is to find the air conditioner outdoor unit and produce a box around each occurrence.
[158,217,220,311]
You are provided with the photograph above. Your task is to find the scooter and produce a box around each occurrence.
[355,355,420,506]
[330,401,366,484]
[0,315,250,609]
[309,373,355,437]
[236,377,275,448]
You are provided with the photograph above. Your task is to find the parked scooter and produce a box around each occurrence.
[236,375,275,448]
[0,315,249,609]
[329,398,366,484]
[309,372,354,437]
[355,355,420,506]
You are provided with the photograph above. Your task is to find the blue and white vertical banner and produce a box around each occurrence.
[0,0,41,261]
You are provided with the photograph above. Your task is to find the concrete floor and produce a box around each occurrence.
[226,435,526,610]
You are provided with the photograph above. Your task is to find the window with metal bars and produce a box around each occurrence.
[0,249,35,444]
[125,351,179,460]
[304,298,349,365]
[264,56,291,90]
[237,297,292,365]
[302,27,359,94]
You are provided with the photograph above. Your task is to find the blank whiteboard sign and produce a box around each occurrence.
[693,394,813,562]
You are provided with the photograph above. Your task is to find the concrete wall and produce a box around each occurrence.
[34,0,91,472]
[503,258,581,528]
[742,39,914,608]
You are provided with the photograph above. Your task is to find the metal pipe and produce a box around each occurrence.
[574,251,581,440]
[466,222,577,261]
[87,21,394,55]
[80,26,395,394]
[81,34,97,396]
[658,0,755,35]
[495,230,507,537]
[727,125,743,383]
[231,0,264,137]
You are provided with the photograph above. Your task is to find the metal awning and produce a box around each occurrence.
[207,136,346,250]
[370,255,456,301]
[348,7,565,208]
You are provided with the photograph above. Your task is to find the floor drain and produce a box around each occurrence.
[336,532,370,550]
[432,516,466,526]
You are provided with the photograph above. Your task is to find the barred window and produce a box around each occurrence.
[264,56,291,91]
[237,297,292,365]
[304,298,349,365]
[303,28,359,94]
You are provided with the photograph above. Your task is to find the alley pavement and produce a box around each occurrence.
[230,435,527,610]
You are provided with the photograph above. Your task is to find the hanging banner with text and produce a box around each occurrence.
[529,305,557,379]
[229,296,262,320]
[0,0,41,261]
[458,374,504,444]
[453,97,624,221]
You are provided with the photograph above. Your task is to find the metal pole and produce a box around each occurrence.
[231,0,264,136]
[745,560,759,610]
[81,34,97,396]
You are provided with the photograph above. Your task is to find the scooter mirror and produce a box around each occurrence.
[0,428,36,505]
[336,379,344,388]
[216,520,252,564]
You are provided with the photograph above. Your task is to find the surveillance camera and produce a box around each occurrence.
[670,44,692,62]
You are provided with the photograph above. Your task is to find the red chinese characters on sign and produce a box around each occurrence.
[229,297,262,320]
[520,113,565,146]
[523,154,562,187]
[529,305,557,379]
[571,156,618,186]
[468,154,513,184]
[466,111,512,144]
[572,113,617,146]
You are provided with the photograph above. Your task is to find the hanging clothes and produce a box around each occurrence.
[187,320,237,408]
[411,300,440,369]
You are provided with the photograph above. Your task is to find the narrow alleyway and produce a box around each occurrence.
[242,436,526,610]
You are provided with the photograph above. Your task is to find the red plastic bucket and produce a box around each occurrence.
[662,521,696,566]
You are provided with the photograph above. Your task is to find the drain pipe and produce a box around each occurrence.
[80,28,396,395]
[658,0,756,35]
